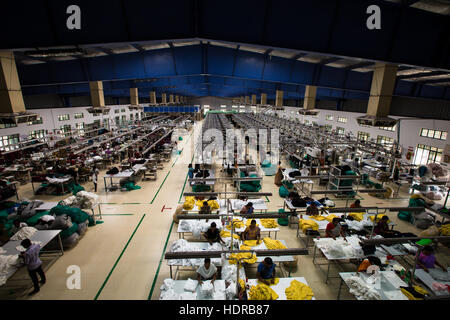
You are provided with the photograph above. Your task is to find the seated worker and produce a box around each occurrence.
[11,220,28,235]
[199,201,212,215]
[196,258,218,285]
[203,222,225,245]
[257,257,276,285]
[373,216,402,238]
[325,218,346,240]
[416,245,447,273]
[306,202,319,216]
[350,199,362,208]
[240,202,254,214]
[358,256,383,272]
[241,219,261,243]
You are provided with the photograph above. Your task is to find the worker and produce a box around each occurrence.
[20,239,46,295]
[188,163,194,179]
[350,199,362,208]
[92,168,99,192]
[203,222,225,245]
[416,245,447,273]
[306,202,319,216]
[241,219,261,243]
[199,201,211,215]
[240,202,254,215]
[11,220,28,235]
[325,218,346,239]
[300,165,309,177]
[357,256,383,272]
[373,216,402,238]
[257,257,276,285]
[196,258,218,285]
[274,161,283,187]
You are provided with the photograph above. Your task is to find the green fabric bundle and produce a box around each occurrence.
[0,209,8,224]
[192,184,211,192]
[70,184,85,195]
[179,137,183,141]
[123,182,142,191]
[50,205,94,226]
[26,211,50,226]
[239,174,262,192]
[277,209,289,226]
[284,181,294,189]
[279,186,289,198]
[61,222,79,239]
[261,160,271,168]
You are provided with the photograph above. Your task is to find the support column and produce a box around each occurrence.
[130,88,139,105]
[175,95,180,104]
[89,81,105,107]
[367,63,398,117]
[161,93,167,104]
[245,96,250,104]
[169,94,174,104]
[251,94,257,105]
[303,85,317,110]
[275,90,283,107]
[261,93,267,105]
[0,51,26,113]
[150,91,157,104]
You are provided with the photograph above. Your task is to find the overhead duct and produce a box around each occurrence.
[129,87,143,110]
[86,81,110,114]
[0,51,39,125]
[298,85,320,116]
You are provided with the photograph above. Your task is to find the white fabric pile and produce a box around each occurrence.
[184,278,198,292]
[10,227,37,241]
[40,215,55,223]
[0,255,21,286]
[232,199,265,210]
[178,219,223,235]
[46,175,72,184]
[180,291,197,300]
[160,278,175,291]
[15,241,42,253]
[199,280,214,298]
[316,237,364,258]
[345,276,382,300]
[168,239,203,266]
[160,289,180,300]
[0,247,6,255]
[61,191,99,209]
[323,199,335,207]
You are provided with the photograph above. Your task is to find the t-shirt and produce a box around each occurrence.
[417,253,436,269]
[197,263,217,279]
[326,222,341,237]
[244,226,260,240]
[205,228,220,241]
[23,244,42,271]
[257,262,276,279]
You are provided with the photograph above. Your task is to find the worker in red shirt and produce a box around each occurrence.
[325,218,346,240]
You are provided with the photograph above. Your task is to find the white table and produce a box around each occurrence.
[181,199,223,214]
[229,199,268,213]
[190,170,216,191]
[166,279,226,300]
[247,277,315,300]
[103,170,134,192]
[234,218,280,239]
[282,168,302,182]
[414,269,450,296]
[337,271,408,300]
[177,219,224,239]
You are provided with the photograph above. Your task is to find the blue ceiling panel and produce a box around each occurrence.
[394,80,414,97]
[207,46,236,76]
[234,51,264,79]
[173,46,203,75]
[263,56,292,82]
[344,71,372,92]
[317,65,347,89]
[420,85,445,99]
[112,53,146,80]
[290,61,316,85]
[142,49,176,77]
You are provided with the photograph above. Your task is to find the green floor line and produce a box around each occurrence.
[178,173,189,203]
[122,203,141,205]
[148,221,174,300]
[265,196,270,202]
[150,170,171,204]
[101,203,117,205]
[93,214,146,300]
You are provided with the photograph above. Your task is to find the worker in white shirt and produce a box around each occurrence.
[196,258,217,285]
[92,168,99,192]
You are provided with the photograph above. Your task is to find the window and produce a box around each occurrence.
[130,114,134,121]
[420,128,447,140]
[0,123,17,129]
[377,135,394,147]
[336,127,345,135]
[357,131,370,141]
[121,109,126,113]
[380,125,396,132]
[304,120,310,125]
[26,117,43,126]
[28,129,47,139]
[115,116,120,126]
[115,109,120,114]
[220,105,227,108]
[103,119,109,130]
[58,114,70,121]
[93,120,100,127]
[0,134,20,151]
[232,105,238,109]
[359,123,371,128]
[324,124,332,131]
[337,117,347,123]
[74,113,84,119]
[60,125,72,137]
[76,123,85,135]
[413,144,444,166]
[326,115,334,121]
[135,113,139,119]
[121,115,126,124]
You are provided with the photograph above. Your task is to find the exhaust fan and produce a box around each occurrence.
[86,107,110,115]
[0,112,39,125]
[356,115,397,127]
[298,108,320,116]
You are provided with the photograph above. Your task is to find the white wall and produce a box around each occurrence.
[0,105,145,143]
[276,107,450,162]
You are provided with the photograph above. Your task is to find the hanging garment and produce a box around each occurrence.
[285,280,314,300]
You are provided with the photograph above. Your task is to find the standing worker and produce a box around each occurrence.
[188,163,194,179]
[20,239,46,295]
[92,168,99,192]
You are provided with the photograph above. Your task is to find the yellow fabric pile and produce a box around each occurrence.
[257,278,280,286]
[226,219,244,230]
[299,219,319,234]
[207,200,219,210]
[238,279,246,290]
[244,240,260,247]
[260,219,278,228]
[324,214,340,222]
[263,237,287,250]
[245,219,259,227]
[400,285,429,300]
[182,196,195,210]
[228,245,257,264]
[348,212,364,221]
[248,284,279,300]
[369,214,390,223]
[439,224,450,236]
[196,199,206,208]
[285,280,314,300]
[220,230,240,240]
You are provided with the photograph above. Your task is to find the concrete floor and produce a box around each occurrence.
[3,120,449,300]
